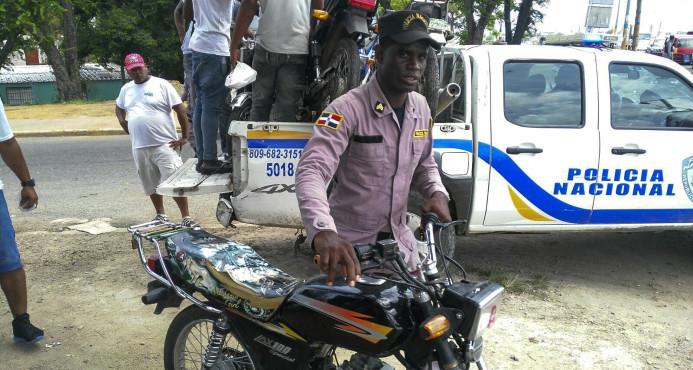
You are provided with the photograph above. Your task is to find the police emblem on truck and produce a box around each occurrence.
[683,156,693,202]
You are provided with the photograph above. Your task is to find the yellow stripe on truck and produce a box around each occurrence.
[508,187,553,222]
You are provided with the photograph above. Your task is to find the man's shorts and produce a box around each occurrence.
[0,190,22,273]
[133,144,183,196]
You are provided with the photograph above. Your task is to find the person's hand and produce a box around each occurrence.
[312,230,361,287]
[19,186,38,211]
[230,49,240,67]
[421,191,452,222]
[169,137,188,151]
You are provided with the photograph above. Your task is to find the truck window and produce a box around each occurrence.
[503,61,583,128]
[610,63,693,129]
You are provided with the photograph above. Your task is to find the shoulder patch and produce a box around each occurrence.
[316,112,343,130]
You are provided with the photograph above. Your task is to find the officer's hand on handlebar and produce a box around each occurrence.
[421,191,452,223]
[312,231,361,287]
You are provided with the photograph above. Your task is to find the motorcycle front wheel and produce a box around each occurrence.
[418,48,440,119]
[164,305,257,370]
[326,38,361,102]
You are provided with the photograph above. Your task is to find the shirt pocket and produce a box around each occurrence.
[345,141,386,186]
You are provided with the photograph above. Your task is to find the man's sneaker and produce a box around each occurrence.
[153,214,170,223]
[198,160,232,175]
[181,216,199,228]
[12,314,44,344]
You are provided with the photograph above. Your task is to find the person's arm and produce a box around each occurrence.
[230,0,258,66]
[183,0,193,24]
[174,1,186,42]
[0,138,38,210]
[169,103,189,151]
[295,103,360,286]
[412,110,451,222]
[115,106,129,134]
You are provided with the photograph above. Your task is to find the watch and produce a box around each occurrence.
[21,179,35,188]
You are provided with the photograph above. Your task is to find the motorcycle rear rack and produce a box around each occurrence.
[128,221,222,314]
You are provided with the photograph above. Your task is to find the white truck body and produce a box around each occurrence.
[159,45,693,233]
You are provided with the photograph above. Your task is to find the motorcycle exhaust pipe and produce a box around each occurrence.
[141,287,169,305]
[435,83,461,117]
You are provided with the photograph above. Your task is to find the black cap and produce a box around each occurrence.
[378,10,441,50]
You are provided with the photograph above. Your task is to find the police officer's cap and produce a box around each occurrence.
[378,10,441,50]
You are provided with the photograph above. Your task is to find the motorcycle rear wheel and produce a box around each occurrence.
[164,305,257,370]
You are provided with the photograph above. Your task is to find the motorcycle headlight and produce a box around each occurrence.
[441,281,504,341]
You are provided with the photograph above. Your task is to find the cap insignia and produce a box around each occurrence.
[402,13,428,31]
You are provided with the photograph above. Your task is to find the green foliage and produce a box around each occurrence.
[78,0,182,80]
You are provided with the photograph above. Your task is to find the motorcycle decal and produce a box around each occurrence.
[316,112,343,130]
[292,295,393,344]
[257,322,306,342]
[254,335,296,362]
[684,156,693,202]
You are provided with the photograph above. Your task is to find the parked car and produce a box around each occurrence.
[635,32,652,51]
[673,35,693,64]
[646,38,666,56]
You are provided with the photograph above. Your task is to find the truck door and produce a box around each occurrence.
[593,59,693,224]
[484,49,599,227]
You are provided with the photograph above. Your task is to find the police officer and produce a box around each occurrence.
[296,10,451,287]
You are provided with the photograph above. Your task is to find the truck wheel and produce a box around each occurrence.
[326,38,361,103]
[419,48,440,119]
[164,305,257,370]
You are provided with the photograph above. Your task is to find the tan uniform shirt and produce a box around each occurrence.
[296,77,448,270]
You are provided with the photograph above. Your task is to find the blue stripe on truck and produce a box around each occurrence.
[433,139,693,224]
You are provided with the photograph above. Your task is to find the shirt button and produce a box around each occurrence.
[317,221,326,227]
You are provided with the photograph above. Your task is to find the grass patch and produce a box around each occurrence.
[5,100,116,119]
[469,267,550,298]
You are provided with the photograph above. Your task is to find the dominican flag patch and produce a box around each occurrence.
[316,112,343,130]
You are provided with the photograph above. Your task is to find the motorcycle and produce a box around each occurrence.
[226,0,379,124]
[129,213,503,370]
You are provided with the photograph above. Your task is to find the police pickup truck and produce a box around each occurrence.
[159,45,693,235]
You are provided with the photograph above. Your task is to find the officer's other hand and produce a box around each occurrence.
[19,186,38,211]
[230,49,240,67]
[421,191,452,222]
[312,230,361,287]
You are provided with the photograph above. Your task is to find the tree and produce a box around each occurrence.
[503,0,549,44]
[0,1,40,68]
[457,0,503,44]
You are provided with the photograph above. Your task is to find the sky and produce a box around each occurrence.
[536,0,693,37]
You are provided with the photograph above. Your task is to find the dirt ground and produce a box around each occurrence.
[0,220,691,370]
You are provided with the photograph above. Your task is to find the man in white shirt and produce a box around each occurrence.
[231,0,324,122]
[0,97,44,343]
[115,53,196,227]
[186,0,234,174]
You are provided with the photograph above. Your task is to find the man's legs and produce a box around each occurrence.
[193,52,230,162]
[183,52,196,155]
[273,58,306,122]
[149,194,165,215]
[250,46,278,121]
[0,191,42,343]
[173,197,190,218]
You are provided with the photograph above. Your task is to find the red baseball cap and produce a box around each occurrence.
[124,53,145,71]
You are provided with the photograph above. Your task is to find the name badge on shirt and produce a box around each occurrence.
[414,129,428,138]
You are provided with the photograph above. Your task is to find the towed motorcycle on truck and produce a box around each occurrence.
[226,0,379,124]
[129,214,503,370]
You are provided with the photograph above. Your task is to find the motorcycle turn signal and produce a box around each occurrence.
[422,314,450,340]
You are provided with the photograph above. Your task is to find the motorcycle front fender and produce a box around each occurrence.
[231,91,252,110]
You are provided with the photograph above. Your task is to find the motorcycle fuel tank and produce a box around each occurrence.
[277,275,416,356]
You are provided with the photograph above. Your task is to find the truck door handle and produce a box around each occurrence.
[611,147,646,155]
[506,146,543,155]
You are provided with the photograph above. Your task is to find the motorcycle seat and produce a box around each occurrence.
[164,229,300,316]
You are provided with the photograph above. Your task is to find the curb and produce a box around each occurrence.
[14,129,126,138]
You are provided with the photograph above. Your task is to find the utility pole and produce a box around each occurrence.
[631,0,643,50]
[620,0,632,49]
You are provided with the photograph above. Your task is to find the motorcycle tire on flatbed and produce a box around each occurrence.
[326,38,361,102]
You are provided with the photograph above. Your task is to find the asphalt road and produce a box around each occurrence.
[0,136,219,228]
